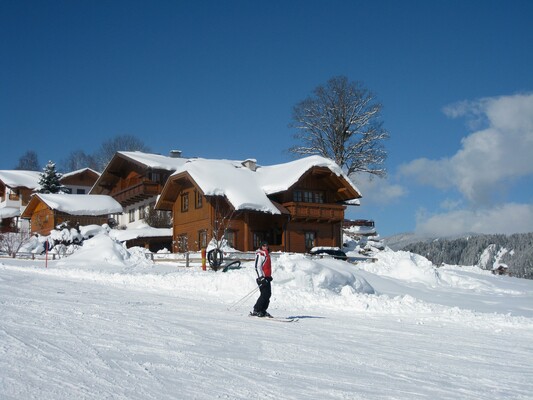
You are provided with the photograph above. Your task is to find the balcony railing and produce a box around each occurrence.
[283,202,345,222]
[111,181,161,206]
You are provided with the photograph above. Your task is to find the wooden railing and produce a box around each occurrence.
[111,181,161,206]
[283,202,345,222]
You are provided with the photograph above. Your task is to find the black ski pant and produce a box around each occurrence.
[254,280,271,313]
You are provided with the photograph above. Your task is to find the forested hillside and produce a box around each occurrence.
[402,233,533,279]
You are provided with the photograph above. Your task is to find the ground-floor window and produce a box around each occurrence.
[253,232,266,248]
[224,230,236,248]
[177,234,188,252]
[304,231,316,250]
[198,230,207,250]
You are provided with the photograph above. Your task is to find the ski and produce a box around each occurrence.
[248,314,299,323]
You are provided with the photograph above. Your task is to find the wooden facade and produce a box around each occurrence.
[22,199,110,236]
[60,168,100,194]
[158,164,361,254]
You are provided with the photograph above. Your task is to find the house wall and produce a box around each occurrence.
[29,203,55,235]
[172,187,212,252]
[29,202,109,236]
[285,221,343,252]
[61,171,99,194]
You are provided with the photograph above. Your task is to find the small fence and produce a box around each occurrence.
[0,252,61,260]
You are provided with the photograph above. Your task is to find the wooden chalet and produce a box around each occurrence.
[60,168,100,194]
[21,193,123,236]
[89,151,188,251]
[156,156,362,254]
[0,170,41,232]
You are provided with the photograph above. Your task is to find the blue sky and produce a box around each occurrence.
[1,0,533,237]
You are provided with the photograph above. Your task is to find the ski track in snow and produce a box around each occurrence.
[1,253,533,399]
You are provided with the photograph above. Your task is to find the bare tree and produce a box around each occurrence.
[145,205,172,228]
[94,134,150,171]
[60,150,99,172]
[15,150,40,171]
[0,229,31,257]
[290,76,389,177]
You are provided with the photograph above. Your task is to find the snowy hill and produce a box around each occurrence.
[399,232,533,279]
[1,233,532,399]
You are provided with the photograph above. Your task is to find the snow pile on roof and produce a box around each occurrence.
[256,155,360,196]
[34,193,123,215]
[119,151,189,171]
[0,170,41,189]
[0,207,20,219]
[60,168,100,179]
[178,158,281,214]
[170,155,360,214]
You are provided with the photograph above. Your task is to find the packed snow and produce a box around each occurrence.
[26,193,123,216]
[1,232,532,399]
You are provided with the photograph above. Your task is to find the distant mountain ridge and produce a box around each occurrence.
[385,232,533,279]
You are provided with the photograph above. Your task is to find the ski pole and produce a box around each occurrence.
[227,286,259,310]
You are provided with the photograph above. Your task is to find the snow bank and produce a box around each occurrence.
[359,249,441,286]
[7,237,533,328]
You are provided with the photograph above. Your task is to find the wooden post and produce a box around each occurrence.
[201,248,206,271]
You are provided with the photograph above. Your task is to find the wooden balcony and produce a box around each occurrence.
[111,181,162,206]
[283,202,345,222]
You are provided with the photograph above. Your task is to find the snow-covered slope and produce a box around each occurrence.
[1,234,532,399]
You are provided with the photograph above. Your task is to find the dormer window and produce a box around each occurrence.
[294,190,325,204]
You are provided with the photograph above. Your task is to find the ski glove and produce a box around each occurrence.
[256,277,267,287]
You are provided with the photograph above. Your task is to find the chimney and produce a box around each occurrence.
[242,159,257,171]
[169,150,182,158]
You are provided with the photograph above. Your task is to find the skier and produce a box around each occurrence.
[251,241,273,317]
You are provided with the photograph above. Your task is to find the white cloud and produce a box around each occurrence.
[352,174,407,205]
[400,93,533,205]
[415,203,533,236]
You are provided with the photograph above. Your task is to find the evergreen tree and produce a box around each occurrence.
[39,161,65,194]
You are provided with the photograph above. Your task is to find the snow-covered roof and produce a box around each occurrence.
[174,158,282,214]
[0,207,20,219]
[164,155,361,214]
[256,155,361,196]
[60,168,100,180]
[0,170,41,189]
[25,194,123,216]
[118,151,189,171]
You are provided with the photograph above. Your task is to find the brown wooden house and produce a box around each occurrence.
[60,168,100,195]
[89,151,188,250]
[21,193,123,236]
[156,156,362,254]
[0,170,41,232]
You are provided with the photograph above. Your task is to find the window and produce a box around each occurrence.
[224,230,236,248]
[150,172,161,183]
[253,232,267,249]
[198,230,207,249]
[181,193,189,212]
[195,191,203,208]
[129,209,135,223]
[294,190,325,204]
[304,232,316,250]
[177,234,188,252]
[76,189,85,194]
[139,206,145,220]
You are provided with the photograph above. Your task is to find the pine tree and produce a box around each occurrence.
[39,160,65,194]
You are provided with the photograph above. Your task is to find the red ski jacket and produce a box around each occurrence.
[254,249,272,278]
